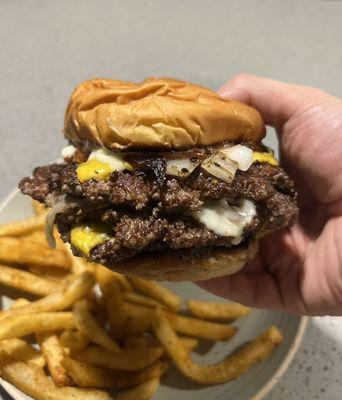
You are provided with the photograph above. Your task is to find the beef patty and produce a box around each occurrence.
[19,161,298,263]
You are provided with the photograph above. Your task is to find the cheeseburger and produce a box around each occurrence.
[19,78,298,281]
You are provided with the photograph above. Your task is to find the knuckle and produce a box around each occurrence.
[230,73,254,88]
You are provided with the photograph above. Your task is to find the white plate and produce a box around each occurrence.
[0,189,308,400]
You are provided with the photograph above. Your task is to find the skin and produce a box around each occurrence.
[198,74,342,316]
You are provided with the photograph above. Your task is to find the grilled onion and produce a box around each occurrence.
[201,151,238,184]
[45,195,69,248]
[222,145,253,171]
[201,145,253,183]
[166,158,201,178]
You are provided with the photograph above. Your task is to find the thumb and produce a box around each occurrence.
[218,74,324,129]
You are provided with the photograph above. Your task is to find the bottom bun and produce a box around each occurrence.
[105,240,258,282]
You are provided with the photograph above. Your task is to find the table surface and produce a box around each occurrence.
[1,1,341,399]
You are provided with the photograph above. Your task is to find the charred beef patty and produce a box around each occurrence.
[20,157,298,263]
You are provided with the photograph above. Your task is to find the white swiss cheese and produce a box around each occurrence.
[88,148,132,171]
[61,145,77,159]
[192,199,256,242]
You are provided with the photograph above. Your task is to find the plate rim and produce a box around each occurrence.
[0,188,309,400]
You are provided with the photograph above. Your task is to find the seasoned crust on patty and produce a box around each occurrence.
[58,212,261,263]
[19,162,297,216]
[19,159,298,264]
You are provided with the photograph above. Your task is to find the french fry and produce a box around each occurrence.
[113,317,151,340]
[0,237,71,269]
[0,312,75,340]
[116,378,160,400]
[0,271,95,321]
[61,356,118,389]
[76,345,163,371]
[128,276,181,311]
[152,308,283,385]
[59,329,90,354]
[123,335,149,348]
[95,264,133,292]
[123,292,165,308]
[0,213,46,237]
[187,300,251,321]
[62,357,169,390]
[0,264,62,296]
[148,336,198,352]
[23,230,49,246]
[0,338,45,368]
[65,244,96,275]
[124,302,237,341]
[24,229,67,252]
[99,274,127,333]
[37,332,72,386]
[32,200,47,216]
[29,265,71,283]
[73,300,121,353]
[124,335,199,352]
[0,361,113,400]
[10,298,30,309]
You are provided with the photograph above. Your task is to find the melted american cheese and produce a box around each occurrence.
[76,159,113,183]
[70,224,110,255]
[76,148,133,183]
[253,152,278,166]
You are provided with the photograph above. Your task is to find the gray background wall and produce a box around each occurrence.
[1,1,342,399]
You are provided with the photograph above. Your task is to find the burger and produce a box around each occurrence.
[19,77,298,281]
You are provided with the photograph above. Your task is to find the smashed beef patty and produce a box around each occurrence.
[19,161,298,262]
[57,212,261,264]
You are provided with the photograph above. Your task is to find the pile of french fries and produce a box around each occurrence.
[0,200,283,400]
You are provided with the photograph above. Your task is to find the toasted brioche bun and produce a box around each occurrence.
[101,240,258,282]
[64,77,265,150]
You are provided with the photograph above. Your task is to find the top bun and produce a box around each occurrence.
[64,77,265,150]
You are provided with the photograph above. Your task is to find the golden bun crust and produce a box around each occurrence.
[64,77,265,150]
[104,241,258,282]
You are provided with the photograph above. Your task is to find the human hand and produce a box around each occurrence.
[198,74,342,316]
